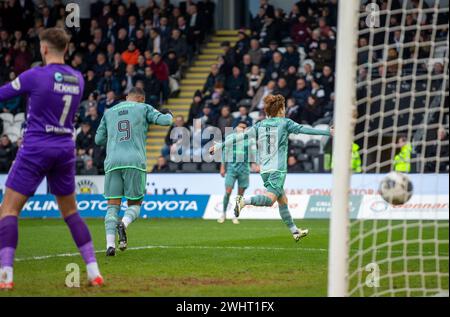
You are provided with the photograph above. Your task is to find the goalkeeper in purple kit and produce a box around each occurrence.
[0,28,103,289]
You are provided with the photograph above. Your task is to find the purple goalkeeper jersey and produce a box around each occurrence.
[0,64,84,196]
[0,64,84,148]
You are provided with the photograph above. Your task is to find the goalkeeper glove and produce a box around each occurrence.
[160,108,174,117]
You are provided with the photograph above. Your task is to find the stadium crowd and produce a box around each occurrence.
[0,0,448,175]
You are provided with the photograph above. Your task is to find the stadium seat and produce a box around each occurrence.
[14,113,25,123]
[181,163,199,172]
[7,133,19,143]
[305,139,322,157]
[238,99,252,108]
[297,153,309,162]
[0,113,14,125]
[4,125,21,138]
[168,162,180,172]
[200,162,219,172]
[231,111,240,119]
[249,111,260,122]
[302,160,314,172]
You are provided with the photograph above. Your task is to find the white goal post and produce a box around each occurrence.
[329,0,449,297]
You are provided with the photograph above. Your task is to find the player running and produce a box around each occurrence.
[218,121,257,224]
[0,28,103,289]
[211,94,333,242]
[95,88,173,257]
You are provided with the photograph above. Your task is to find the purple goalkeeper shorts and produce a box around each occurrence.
[6,146,76,197]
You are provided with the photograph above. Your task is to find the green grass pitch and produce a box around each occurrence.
[1,219,448,297]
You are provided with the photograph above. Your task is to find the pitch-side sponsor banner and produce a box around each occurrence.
[0,175,47,195]
[146,174,448,196]
[359,195,450,220]
[303,195,362,219]
[203,195,310,219]
[75,176,104,194]
[20,195,209,218]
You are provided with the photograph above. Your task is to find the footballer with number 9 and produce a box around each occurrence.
[0,28,103,289]
[95,87,173,256]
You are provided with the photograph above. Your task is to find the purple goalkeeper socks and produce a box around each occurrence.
[0,216,18,268]
[64,213,97,265]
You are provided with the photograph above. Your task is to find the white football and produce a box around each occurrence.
[379,172,414,206]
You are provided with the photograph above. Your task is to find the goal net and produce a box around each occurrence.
[329,0,449,297]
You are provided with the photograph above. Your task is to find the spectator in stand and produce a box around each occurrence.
[300,59,315,84]
[274,77,291,99]
[217,105,234,136]
[121,41,140,66]
[135,29,148,53]
[287,155,303,172]
[284,44,300,68]
[247,65,264,98]
[317,65,335,98]
[318,17,332,38]
[168,28,189,63]
[425,126,449,173]
[226,66,247,107]
[98,91,119,114]
[76,122,95,158]
[142,67,161,106]
[115,28,129,53]
[93,53,110,78]
[292,78,311,108]
[162,115,187,157]
[251,80,276,112]
[83,70,98,100]
[286,66,299,91]
[247,38,264,66]
[235,31,250,60]
[84,105,101,132]
[187,4,205,53]
[291,15,311,46]
[152,156,171,173]
[221,41,237,76]
[232,106,253,128]
[198,105,217,127]
[10,40,32,75]
[97,67,121,96]
[80,157,99,175]
[239,54,253,75]
[264,51,287,84]
[259,15,280,46]
[112,52,126,78]
[286,97,301,123]
[302,95,323,125]
[262,41,281,67]
[148,28,162,54]
[312,40,333,72]
[0,135,15,172]
[165,50,180,76]
[203,64,225,95]
[122,64,138,95]
[310,78,326,105]
[187,91,204,125]
[150,52,170,102]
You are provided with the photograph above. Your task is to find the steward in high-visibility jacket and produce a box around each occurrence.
[324,143,362,173]
[394,142,412,173]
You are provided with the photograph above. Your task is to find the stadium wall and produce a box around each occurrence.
[1,174,448,220]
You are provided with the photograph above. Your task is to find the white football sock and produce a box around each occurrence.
[1,266,13,283]
[86,262,100,280]
[106,234,116,249]
[122,216,133,228]
[244,197,252,205]
[290,226,300,234]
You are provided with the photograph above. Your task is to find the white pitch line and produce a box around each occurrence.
[15,244,448,262]
[16,245,327,262]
